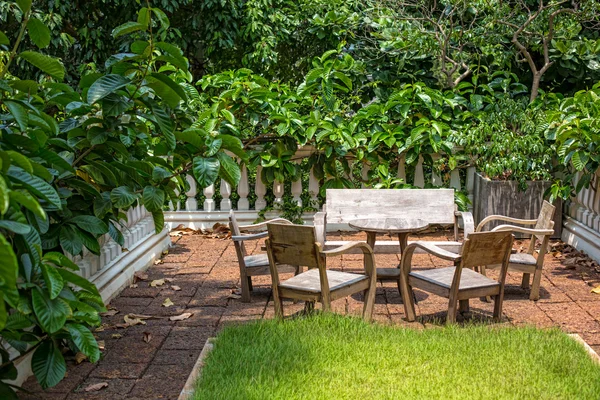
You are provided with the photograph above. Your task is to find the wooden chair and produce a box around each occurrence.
[229,211,300,302]
[476,201,556,301]
[265,223,377,321]
[400,231,514,323]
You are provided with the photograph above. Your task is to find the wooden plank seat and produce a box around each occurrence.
[266,223,377,321]
[401,231,514,323]
[314,189,474,255]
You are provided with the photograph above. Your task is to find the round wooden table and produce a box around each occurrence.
[349,218,430,281]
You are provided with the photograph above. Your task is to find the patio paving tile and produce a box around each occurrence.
[22,230,600,399]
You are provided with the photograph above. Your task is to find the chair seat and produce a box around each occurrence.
[244,254,269,268]
[280,269,368,293]
[409,267,499,291]
[509,253,536,266]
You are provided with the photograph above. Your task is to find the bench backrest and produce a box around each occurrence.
[324,189,456,225]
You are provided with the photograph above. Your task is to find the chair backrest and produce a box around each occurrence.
[228,210,246,257]
[324,189,456,226]
[461,231,514,269]
[534,200,556,241]
[266,223,321,268]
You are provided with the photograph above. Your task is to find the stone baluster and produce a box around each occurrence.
[237,164,250,210]
[361,163,370,188]
[185,175,198,210]
[273,179,284,209]
[220,179,232,211]
[465,166,476,211]
[397,154,406,182]
[414,155,425,188]
[450,169,461,191]
[169,188,180,211]
[308,166,320,208]
[203,184,215,211]
[291,177,302,208]
[255,166,267,211]
[431,154,442,186]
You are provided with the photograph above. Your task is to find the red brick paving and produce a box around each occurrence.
[20,230,600,399]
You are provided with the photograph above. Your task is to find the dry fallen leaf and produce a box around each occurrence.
[591,285,600,294]
[164,278,173,283]
[97,341,105,351]
[227,293,242,299]
[75,352,87,364]
[162,298,174,308]
[124,315,147,326]
[84,382,108,392]
[122,247,129,252]
[171,285,181,291]
[129,283,138,288]
[143,331,152,343]
[100,309,119,317]
[150,279,165,287]
[133,271,149,283]
[162,250,169,255]
[111,333,123,339]
[154,259,163,265]
[170,313,193,321]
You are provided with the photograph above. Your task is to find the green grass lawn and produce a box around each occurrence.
[194,315,600,399]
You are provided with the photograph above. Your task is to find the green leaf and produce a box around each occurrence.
[0,31,9,46]
[10,190,46,220]
[0,220,31,235]
[143,186,165,212]
[152,8,170,29]
[37,149,75,172]
[149,72,187,101]
[59,225,83,255]
[112,21,146,38]
[0,381,18,400]
[27,18,51,49]
[93,192,112,218]
[32,339,67,389]
[137,7,151,27]
[4,100,29,131]
[151,210,164,234]
[150,104,175,150]
[15,0,32,13]
[155,42,188,70]
[108,222,124,247]
[6,150,33,173]
[216,152,241,186]
[0,176,9,215]
[87,74,130,104]
[7,166,62,210]
[110,186,137,208]
[32,288,70,334]
[19,51,64,81]
[76,228,100,255]
[41,264,64,299]
[221,109,235,125]
[67,323,100,363]
[5,312,33,330]
[176,129,205,149]
[192,157,220,187]
[43,252,79,270]
[0,234,18,294]
[146,78,181,109]
[69,215,108,235]
[56,268,100,297]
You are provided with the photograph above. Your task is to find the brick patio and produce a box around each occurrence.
[20,230,600,399]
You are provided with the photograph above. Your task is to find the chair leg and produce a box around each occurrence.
[273,289,284,320]
[304,301,315,314]
[459,299,470,313]
[447,297,458,324]
[247,276,253,292]
[400,277,416,322]
[530,268,542,301]
[521,273,531,289]
[479,266,492,303]
[493,294,504,322]
[363,278,377,322]
[240,271,251,303]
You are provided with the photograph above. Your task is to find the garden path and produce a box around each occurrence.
[20,230,600,399]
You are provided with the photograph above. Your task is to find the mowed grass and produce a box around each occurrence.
[194,314,600,400]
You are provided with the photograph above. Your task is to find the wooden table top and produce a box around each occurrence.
[348,218,430,234]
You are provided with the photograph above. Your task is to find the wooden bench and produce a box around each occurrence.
[314,189,474,254]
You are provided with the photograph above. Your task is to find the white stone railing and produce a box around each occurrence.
[563,169,600,262]
[165,148,477,230]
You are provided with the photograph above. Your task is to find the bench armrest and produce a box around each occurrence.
[406,241,462,262]
[320,241,373,257]
[314,211,326,246]
[454,211,474,240]
[476,215,538,232]
[231,232,268,242]
[490,224,554,236]
[239,218,292,232]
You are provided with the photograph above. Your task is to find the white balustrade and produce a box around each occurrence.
[308,166,320,207]
[361,163,370,188]
[291,177,302,207]
[273,179,284,209]
[255,166,267,210]
[203,184,215,211]
[237,164,250,210]
[220,179,232,211]
[185,175,198,210]
[414,155,425,188]
[397,154,406,182]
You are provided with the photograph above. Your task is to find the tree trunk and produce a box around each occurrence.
[530,72,541,102]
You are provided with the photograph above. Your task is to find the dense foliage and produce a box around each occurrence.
[1,0,600,395]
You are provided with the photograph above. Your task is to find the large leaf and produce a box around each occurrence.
[15,0,32,13]
[32,288,70,333]
[110,186,137,208]
[0,176,9,215]
[0,220,31,235]
[4,100,29,131]
[27,18,51,49]
[43,252,79,271]
[155,42,188,70]
[151,210,164,234]
[66,323,100,362]
[149,72,187,100]
[76,229,100,255]
[108,221,124,246]
[143,186,165,212]
[40,264,64,299]
[59,225,83,255]
[150,104,175,150]
[0,31,8,46]
[6,150,33,173]
[112,21,146,38]
[7,166,62,210]
[32,339,66,389]
[0,235,18,295]
[19,51,64,81]
[87,74,130,104]
[10,190,46,220]
[216,152,241,186]
[69,215,108,235]
[217,134,246,160]
[176,129,205,149]
[192,157,220,188]
[56,268,100,297]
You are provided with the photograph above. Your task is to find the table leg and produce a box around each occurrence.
[366,232,376,276]
[397,233,415,304]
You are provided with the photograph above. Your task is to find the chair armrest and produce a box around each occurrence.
[314,212,326,246]
[405,241,462,262]
[454,211,474,240]
[490,225,554,236]
[476,215,538,232]
[320,241,373,257]
[231,232,268,242]
[239,218,292,232]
